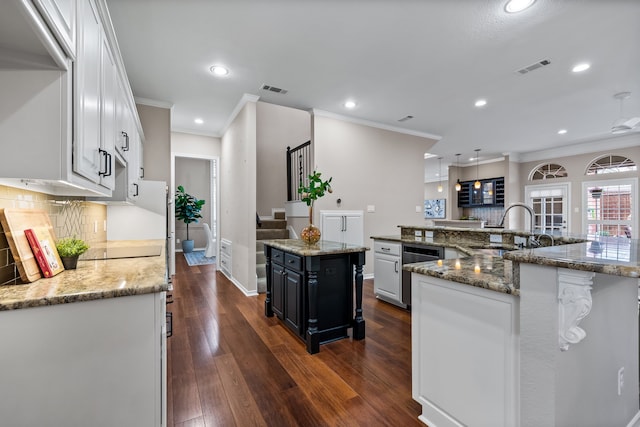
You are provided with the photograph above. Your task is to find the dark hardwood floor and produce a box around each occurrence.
[167,254,422,427]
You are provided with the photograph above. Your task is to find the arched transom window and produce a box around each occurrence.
[586,155,636,175]
[529,163,568,181]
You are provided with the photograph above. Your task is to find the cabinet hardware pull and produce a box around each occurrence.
[395,260,399,273]
[140,167,144,178]
[98,149,107,176]
[382,247,390,252]
[121,131,129,151]
[105,152,112,177]
[133,183,139,196]
[98,149,112,177]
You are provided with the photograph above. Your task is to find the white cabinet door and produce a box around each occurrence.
[320,211,364,245]
[74,0,102,184]
[33,0,77,59]
[128,127,141,199]
[99,34,116,190]
[320,214,343,243]
[374,252,401,302]
[343,213,364,246]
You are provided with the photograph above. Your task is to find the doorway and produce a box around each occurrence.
[170,153,219,276]
[525,183,570,235]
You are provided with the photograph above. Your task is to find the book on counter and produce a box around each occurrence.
[24,228,64,278]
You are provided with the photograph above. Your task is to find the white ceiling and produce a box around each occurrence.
[105,0,640,176]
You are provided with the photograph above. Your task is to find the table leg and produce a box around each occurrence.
[306,269,320,354]
[353,261,366,340]
[264,253,273,317]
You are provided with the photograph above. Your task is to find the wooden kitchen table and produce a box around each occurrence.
[263,239,368,354]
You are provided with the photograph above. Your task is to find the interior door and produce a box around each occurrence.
[525,183,569,235]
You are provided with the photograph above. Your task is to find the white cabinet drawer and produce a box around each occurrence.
[374,241,401,256]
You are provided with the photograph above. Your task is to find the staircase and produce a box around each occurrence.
[256,211,289,293]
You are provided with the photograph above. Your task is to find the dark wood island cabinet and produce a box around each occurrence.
[263,239,368,354]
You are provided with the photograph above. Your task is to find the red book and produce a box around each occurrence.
[24,228,64,278]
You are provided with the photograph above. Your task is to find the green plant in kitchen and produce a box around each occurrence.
[56,237,89,270]
[297,170,332,245]
[175,185,205,253]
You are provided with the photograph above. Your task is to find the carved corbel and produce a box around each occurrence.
[558,269,595,351]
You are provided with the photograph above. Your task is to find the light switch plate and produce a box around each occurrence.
[416,205,422,213]
[367,205,375,213]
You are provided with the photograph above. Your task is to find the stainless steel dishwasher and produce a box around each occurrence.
[401,243,444,306]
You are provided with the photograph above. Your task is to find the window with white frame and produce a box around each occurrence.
[586,155,636,175]
[583,179,636,239]
[529,163,568,181]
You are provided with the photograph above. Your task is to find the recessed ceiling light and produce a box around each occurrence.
[475,99,487,107]
[572,63,590,73]
[504,0,535,13]
[209,65,229,76]
[194,118,204,124]
[344,100,357,109]
[557,129,567,135]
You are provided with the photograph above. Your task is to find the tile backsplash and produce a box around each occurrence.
[0,185,106,286]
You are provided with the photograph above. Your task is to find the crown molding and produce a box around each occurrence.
[517,132,640,163]
[311,109,442,141]
[134,97,173,109]
[171,127,221,138]
[221,93,261,136]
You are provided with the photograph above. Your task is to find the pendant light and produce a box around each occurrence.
[474,149,481,190]
[454,154,462,192]
[437,157,443,193]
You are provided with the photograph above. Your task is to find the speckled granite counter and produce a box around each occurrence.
[504,238,640,278]
[373,226,589,296]
[0,239,168,311]
[261,238,369,256]
[403,253,518,295]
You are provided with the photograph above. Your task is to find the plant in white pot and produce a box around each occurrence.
[175,185,205,253]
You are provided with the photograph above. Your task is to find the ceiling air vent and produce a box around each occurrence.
[261,84,288,95]
[398,115,414,122]
[516,59,551,75]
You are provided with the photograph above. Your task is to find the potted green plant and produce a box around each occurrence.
[298,170,332,244]
[175,185,205,253]
[56,237,89,270]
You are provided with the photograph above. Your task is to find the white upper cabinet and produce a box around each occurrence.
[33,0,77,59]
[74,0,104,185]
[0,0,142,197]
[99,31,117,190]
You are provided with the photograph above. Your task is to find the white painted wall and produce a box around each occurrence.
[256,101,310,216]
[312,113,438,275]
[220,100,257,295]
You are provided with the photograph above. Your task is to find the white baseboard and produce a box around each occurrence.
[218,268,258,297]
[364,273,374,280]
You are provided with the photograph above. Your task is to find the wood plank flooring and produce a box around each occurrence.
[167,254,423,427]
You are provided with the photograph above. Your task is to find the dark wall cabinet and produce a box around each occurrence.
[457,177,505,208]
[264,243,366,354]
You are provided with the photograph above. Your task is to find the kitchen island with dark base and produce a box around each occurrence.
[263,239,368,354]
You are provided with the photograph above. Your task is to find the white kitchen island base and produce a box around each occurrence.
[411,273,519,427]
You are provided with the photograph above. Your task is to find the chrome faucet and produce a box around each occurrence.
[499,202,535,232]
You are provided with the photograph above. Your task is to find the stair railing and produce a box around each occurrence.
[286,140,311,201]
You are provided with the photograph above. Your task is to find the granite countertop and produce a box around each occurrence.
[403,254,518,296]
[504,239,640,278]
[263,239,369,257]
[371,234,514,256]
[0,240,168,311]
